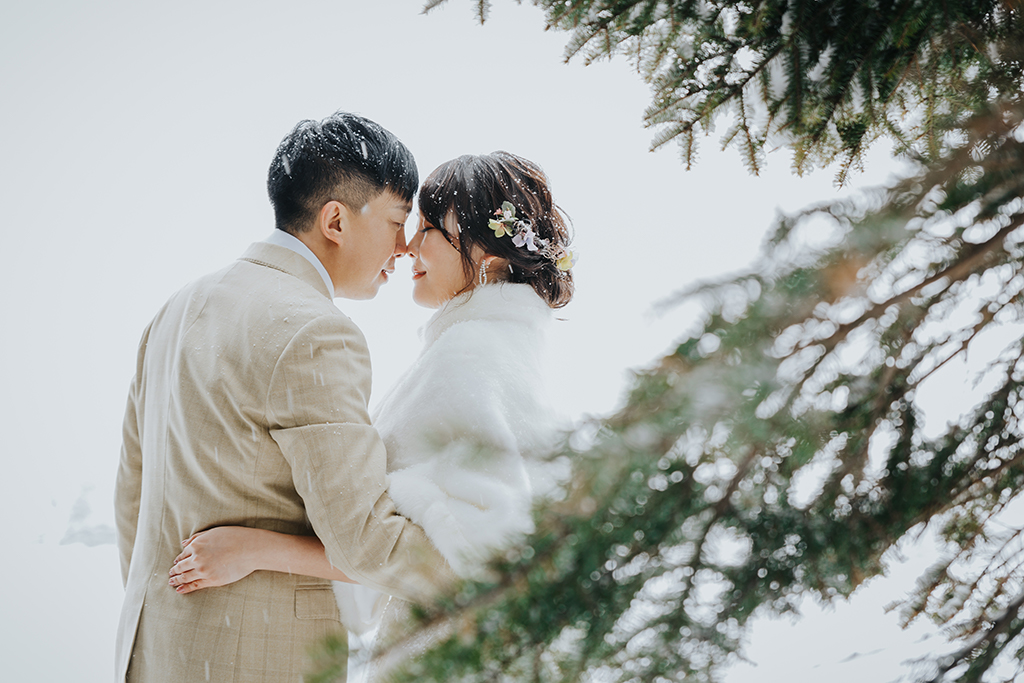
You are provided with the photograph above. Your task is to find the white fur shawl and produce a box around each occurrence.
[377,283,564,576]
[333,284,566,631]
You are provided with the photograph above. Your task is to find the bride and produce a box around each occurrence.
[166,150,577,651]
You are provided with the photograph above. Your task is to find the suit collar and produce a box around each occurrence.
[262,229,336,295]
[240,241,333,299]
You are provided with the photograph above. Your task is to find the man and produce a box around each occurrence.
[114,112,455,682]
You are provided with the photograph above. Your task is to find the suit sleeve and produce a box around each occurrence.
[114,323,150,586]
[267,314,457,604]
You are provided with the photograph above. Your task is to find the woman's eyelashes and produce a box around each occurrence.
[422,225,458,248]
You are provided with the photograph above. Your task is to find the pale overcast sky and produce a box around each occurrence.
[1,1,945,681]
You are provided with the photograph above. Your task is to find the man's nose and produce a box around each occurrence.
[394,226,409,257]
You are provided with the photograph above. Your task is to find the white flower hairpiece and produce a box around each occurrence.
[487,201,577,272]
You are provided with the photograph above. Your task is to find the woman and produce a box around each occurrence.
[167,151,575,637]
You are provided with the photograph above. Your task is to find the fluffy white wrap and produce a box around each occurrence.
[333,283,567,633]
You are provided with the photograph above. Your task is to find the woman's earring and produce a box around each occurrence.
[479,259,489,286]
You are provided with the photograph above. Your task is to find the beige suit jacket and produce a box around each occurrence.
[114,242,455,682]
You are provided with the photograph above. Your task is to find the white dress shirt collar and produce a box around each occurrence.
[264,229,335,298]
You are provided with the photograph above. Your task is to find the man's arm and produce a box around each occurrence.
[267,314,458,604]
[114,324,150,586]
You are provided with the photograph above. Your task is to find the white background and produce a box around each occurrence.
[1,1,953,680]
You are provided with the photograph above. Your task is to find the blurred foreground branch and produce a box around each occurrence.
[350,98,1024,683]
[309,2,1024,681]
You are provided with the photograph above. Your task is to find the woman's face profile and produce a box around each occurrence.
[408,211,473,308]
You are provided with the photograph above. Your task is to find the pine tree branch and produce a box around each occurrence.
[927,589,1024,682]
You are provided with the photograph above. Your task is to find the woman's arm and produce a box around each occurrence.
[168,526,354,594]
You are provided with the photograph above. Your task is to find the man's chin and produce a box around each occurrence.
[336,271,396,300]
[335,284,381,301]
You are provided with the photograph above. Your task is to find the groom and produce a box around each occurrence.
[114,112,455,682]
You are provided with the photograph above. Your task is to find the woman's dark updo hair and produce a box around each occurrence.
[418,151,574,309]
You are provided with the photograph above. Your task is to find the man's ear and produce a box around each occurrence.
[319,200,351,246]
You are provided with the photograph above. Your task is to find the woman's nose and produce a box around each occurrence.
[406,230,422,257]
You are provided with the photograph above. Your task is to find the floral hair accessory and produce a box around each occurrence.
[512,225,539,252]
[488,201,518,238]
[552,245,578,272]
[487,201,577,273]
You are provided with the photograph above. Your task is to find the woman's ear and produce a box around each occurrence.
[481,254,511,282]
[492,256,511,278]
[318,200,351,246]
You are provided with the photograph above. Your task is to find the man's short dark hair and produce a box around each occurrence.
[267,112,419,234]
